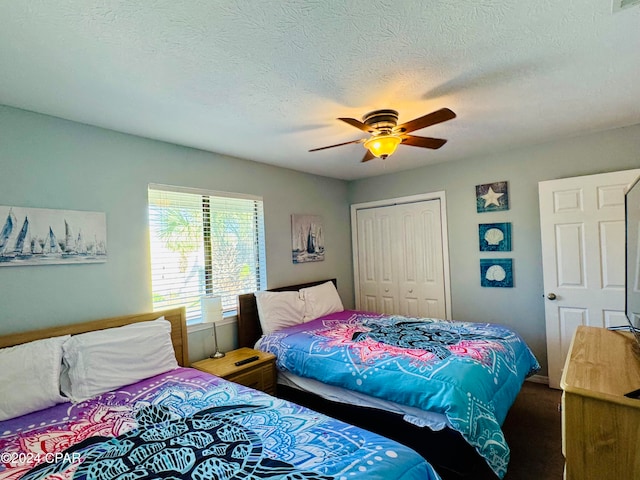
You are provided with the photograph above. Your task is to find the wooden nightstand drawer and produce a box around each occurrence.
[227,363,276,395]
[191,347,277,395]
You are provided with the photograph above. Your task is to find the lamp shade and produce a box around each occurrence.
[201,296,223,324]
[364,134,402,159]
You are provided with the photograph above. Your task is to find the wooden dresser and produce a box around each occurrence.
[561,325,640,479]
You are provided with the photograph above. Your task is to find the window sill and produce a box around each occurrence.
[187,312,238,334]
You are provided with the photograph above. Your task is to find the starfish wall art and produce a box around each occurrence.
[475,181,509,213]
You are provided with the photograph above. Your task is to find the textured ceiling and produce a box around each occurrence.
[1,1,639,180]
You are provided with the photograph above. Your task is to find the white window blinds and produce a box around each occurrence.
[148,184,266,323]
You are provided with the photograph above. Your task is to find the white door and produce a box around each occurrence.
[539,169,640,389]
[395,200,446,318]
[356,205,400,314]
[354,198,447,318]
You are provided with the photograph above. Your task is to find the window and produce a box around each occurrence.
[148,184,266,324]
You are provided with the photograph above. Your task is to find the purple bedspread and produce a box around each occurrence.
[0,367,439,480]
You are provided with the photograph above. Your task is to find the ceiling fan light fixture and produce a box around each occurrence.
[364,134,402,159]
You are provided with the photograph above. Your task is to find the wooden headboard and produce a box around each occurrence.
[0,307,189,367]
[237,279,337,348]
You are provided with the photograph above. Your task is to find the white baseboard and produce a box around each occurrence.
[526,374,549,385]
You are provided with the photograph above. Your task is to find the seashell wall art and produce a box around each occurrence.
[480,259,513,288]
[475,182,513,287]
[479,222,512,251]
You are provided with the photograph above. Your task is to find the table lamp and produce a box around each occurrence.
[201,295,225,358]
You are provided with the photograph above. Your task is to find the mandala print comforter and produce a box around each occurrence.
[257,310,541,478]
[0,367,439,480]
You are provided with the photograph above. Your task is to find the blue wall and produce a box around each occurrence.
[0,106,354,361]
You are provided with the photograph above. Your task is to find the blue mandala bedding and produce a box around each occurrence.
[257,310,540,478]
[0,367,439,480]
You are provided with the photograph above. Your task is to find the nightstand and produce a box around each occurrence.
[191,347,277,395]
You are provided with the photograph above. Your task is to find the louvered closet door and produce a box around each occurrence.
[355,200,446,318]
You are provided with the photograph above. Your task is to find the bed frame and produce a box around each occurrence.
[236,280,497,480]
[0,307,189,367]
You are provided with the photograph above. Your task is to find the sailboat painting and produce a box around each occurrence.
[0,205,107,266]
[291,214,324,264]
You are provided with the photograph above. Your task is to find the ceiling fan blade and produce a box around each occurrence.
[338,117,381,134]
[361,150,375,162]
[401,135,448,149]
[309,139,363,152]
[395,108,456,134]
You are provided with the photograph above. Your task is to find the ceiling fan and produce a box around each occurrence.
[309,108,456,162]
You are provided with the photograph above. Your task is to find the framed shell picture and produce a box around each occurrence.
[480,258,513,288]
[476,181,509,213]
[479,222,512,251]
[291,214,324,264]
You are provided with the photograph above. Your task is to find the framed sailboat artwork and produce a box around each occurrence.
[0,205,107,266]
[291,214,324,264]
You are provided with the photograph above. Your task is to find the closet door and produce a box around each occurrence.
[356,205,399,313]
[396,200,446,318]
[355,199,446,318]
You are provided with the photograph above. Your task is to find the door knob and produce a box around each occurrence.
[547,293,557,300]
[384,288,389,292]
[408,289,413,293]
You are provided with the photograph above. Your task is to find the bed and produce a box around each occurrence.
[237,279,540,480]
[0,307,441,480]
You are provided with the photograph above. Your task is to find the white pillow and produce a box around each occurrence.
[255,290,306,335]
[0,335,70,421]
[300,281,344,321]
[61,318,178,402]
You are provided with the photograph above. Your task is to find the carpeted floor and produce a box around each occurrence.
[501,381,564,480]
